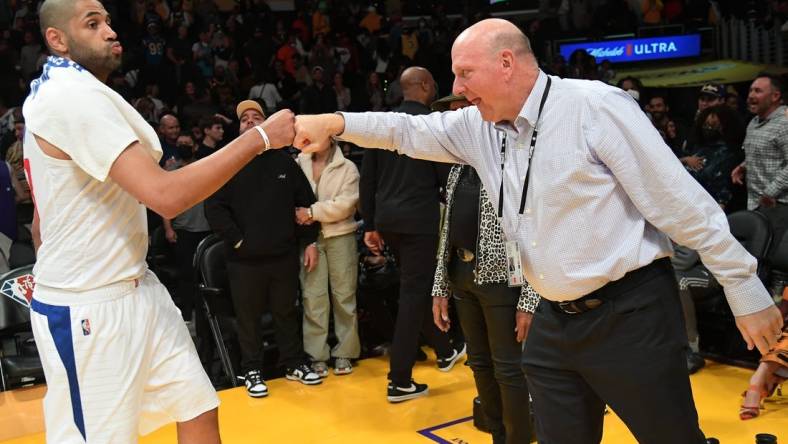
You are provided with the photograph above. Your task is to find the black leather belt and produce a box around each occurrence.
[456,248,475,262]
[549,258,672,315]
[554,298,604,315]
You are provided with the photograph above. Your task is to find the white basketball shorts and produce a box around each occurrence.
[30,270,219,443]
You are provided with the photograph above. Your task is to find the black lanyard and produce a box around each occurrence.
[497,76,552,218]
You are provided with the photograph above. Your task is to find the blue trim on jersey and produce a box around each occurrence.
[31,299,87,441]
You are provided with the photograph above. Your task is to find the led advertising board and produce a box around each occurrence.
[559,34,701,63]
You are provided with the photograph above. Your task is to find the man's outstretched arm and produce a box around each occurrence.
[34,109,296,220]
[293,112,473,165]
[110,110,295,219]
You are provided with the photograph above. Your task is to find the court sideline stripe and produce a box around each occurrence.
[417,416,474,443]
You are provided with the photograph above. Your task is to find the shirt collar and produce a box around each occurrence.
[493,70,548,137]
[755,105,786,125]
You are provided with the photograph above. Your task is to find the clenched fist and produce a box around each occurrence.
[259,109,296,149]
[293,114,345,153]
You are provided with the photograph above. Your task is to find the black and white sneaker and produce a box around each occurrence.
[437,343,467,372]
[286,363,323,385]
[387,380,429,403]
[243,369,268,398]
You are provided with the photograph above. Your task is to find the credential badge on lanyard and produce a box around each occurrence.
[505,240,525,287]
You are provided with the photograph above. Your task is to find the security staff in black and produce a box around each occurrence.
[360,67,463,402]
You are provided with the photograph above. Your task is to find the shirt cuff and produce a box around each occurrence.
[234,239,243,249]
[337,112,374,146]
[431,281,450,298]
[517,285,540,313]
[723,274,775,316]
[337,112,360,138]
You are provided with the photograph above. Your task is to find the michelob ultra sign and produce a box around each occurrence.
[559,34,701,63]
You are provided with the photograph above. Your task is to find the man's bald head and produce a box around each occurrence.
[39,0,80,40]
[400,67,433,92]
[454,19,534,64]
[400,67,436,106]
[450,19,539,123]
[160,114,178,126]
[159,114,181,143]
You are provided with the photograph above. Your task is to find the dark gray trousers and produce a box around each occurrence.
[522,259,707,444]
[450,257,532,444]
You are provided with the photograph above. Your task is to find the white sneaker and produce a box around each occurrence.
[243,369,268,398]
[334,358,353,375]
[286,363,323,385]
[387,380,429,403]
[437,343,467,372]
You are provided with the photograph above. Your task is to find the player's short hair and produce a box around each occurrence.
[39,0,78,50]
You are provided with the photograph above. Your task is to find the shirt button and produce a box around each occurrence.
[539,274,545,279]
[531,241,537,247]
[525,208,531,214]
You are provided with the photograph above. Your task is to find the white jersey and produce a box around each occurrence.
[22,57,162,292]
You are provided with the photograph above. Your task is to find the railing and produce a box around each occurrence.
[717,17,787,67]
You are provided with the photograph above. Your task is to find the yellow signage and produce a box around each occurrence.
[611,59,788,88]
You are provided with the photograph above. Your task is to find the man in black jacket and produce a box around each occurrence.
[299,66,337,115]
[360,67,465,403]
[205,99,322,398]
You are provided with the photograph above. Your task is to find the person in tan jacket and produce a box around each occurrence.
[295,141,361,376]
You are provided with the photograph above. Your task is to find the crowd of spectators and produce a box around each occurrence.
[1,0,787,406]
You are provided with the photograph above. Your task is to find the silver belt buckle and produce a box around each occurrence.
[558,301,580,315]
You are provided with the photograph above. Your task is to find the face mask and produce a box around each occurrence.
[625,89,640,102]
[702,128,722,142]
[177,145,194,160]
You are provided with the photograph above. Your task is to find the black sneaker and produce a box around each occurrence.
[437,343,467,372]
[286,363,323,385]
[243,369,268,398]
[687,351,705,374]
[387,380,429,403]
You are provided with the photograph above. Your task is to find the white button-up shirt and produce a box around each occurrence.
[339,71,773,316]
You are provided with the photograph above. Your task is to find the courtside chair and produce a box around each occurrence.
[696,210,773,364]
[193,235,238,387]
[728,210,773,281]
[768,230,788,278]
[0,264,44,391]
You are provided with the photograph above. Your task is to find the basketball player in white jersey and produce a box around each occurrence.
[23,1,295,442]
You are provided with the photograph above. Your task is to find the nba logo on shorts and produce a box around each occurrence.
[81,319,91,336]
